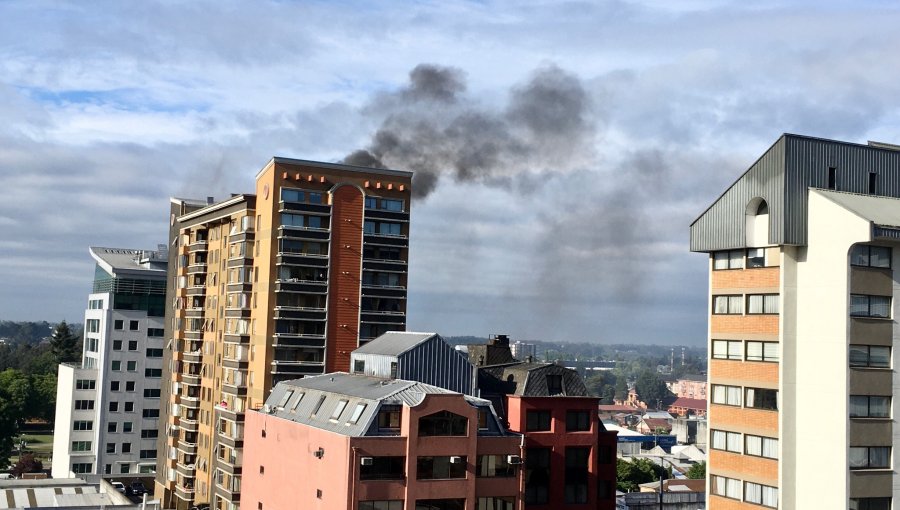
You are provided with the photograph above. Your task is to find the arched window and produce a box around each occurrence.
[418,411,468,436]
[745,198,769,247]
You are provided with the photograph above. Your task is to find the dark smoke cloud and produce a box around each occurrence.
[343,63,597,198]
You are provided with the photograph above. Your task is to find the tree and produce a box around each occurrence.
[614,377,629,401]
[11,453,43,477]
[50,321,81,364]
[634,369,672,409]
[686,461,706,479]
[617,457,666,492]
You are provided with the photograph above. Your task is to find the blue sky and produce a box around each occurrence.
[2,0,900,345]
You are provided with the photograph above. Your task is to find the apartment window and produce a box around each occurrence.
[745,388,778,410]
[364,196,377,209]
[106,443,116,454]
[525,448,550,505]
[359,456,405,480]
[851,245,892,268]
[123,422,133,433]
[711,475,741,499]
[566,410,591,432]
[713,295,743,314]
[850,294,891,318]
[747,248,766,268]
[546,374,563,395]
[145,368,162,378]
[851,497,891,510]
[72,463,93,474]
[711,429,741,453]
[712,340,742,360]
[113,340,122,350]
[744,482,778,508]
[114,320,124,330]
[564,447,590,504]
[414,501,463,510]
[140,449,156,459]
[144,388,161,398]
[828,166,837,189]
[713,249,744,270]
[353,359,365,374]
[526,410,552,431]
[123,381,134,392]
[72,441,92,452]
[382,199,403,212]
[128,340,138,351]
[110,381,120,392]
[108,422,118,433]
[746,341,779,362]
[84,337,98,352]
[121,443,132,453]
[476,455,516,478]
[75,379,96,390]
[125,402,135,412]
[148,328,164,337]
[849,345,891,368]
[418,411,467,436]
[377,407,401,429]
[850,447,891,469]
[850,396,891,418]
[146,348,163,358]
[73,420,93,431]
[120,464,129,474]
[129,320,139,331]
[745,434,778,459]
[747,294,779,314]
[331,399,349,420]
[75,400,94,410]
[126,361,137,372]
[111,361,121,371]
[142,409,159,418]
[358,502,403,510]
[416,456,466,479]
[89,299,103,309]
[711,385,741,406]
[109,402,119,412]
[141,429,158,439]
[477,408,490,430]
[476,498,514,510]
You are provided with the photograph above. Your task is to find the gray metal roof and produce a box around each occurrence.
[352,331,438,357]
[259,373,492,437]
[89,246,167,277]
[480,362,589,397]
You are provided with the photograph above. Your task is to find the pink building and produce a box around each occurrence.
[667,374,707,400]
[242,373,522,510]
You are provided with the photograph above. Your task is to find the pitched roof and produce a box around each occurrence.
[677,374,707,383]
[669,397,707,410]
[352,331,439,357]
[640,418,672,431]
[479,362,588,397]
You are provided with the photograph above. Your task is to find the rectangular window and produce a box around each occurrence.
[331,399,349,420]
[747,294,779,314]
[850,396,891,418]
[745,387,778,410]
[476,498,514,510]
[850,447,891,469]
[744,481,778,507]
[711,429,741,453]
[713,250,744,270]
[73,420,93,431]
[849,345,891,368]
[108,422,118,433]
[378,407,401,429]
[146,348,163,358]
[113,340,122,351]
[110,381,120,392]
[75,400,95,410]
[711,475,741,499]
[850,497,892,510]
[526,410,552,431]
[126,361,137,371]
[713,295,743,314]
[71,441,92,452]
[828,166,836,190]
[364,196,378,209]
[711,385,742,406]
[75,379,96,390]
[353,359,365,374]
[144,388,161,398]
[141,429,159,439]
[129,320,140,331]
[128,340,138,351]
[416,456,467,480]
[747,248,766,268]
[72,463,93,474]
[140,449,156,459]
[564,447,589,504]
[476,455,516,478]
[746,341,779,362]
[147,328,164,337]
[124,402,134,412]
[111,360,121,371]
[359,456,405,480]
[850,294,891,318]
[565,410,591,432]
[123,422,133,433]
[142,409,159,418]
[349,403,367,424]
[114,320,124,330]
[144,368,162,378]
[358,502,403,510]
[109,402,119,412]
[525,448,551,505]
[745,434,778,459]
[869,172,878,194]
[712,340,742,360]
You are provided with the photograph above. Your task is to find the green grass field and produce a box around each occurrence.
[8,432,54,467]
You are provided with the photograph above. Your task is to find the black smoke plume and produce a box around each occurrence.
[343,63,596,198]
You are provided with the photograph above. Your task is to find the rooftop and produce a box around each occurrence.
[89,246,167,277]
[352,331,437,357]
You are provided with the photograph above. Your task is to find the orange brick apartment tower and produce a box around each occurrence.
[691,135,900,510]
[155,158,412,510]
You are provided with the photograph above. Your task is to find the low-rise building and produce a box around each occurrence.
[666,397,706,418]
[666,375,707,400]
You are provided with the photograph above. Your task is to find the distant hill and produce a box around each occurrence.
[0,321,82,345]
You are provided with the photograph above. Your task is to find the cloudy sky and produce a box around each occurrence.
[2,1,900,345]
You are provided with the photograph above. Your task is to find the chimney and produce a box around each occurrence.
[206,196,214,205]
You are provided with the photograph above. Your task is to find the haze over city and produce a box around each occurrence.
[2,1,900,344]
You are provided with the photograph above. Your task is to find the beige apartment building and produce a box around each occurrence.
[692,134,900,510]
[154,158,413,510]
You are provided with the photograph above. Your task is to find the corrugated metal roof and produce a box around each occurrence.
[352,331,438,357]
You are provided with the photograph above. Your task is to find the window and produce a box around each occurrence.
[747,294,779,314]
[277,390,294,408]
[713,295,743,314]
[416,456,466,479]
[311,395,326,416]
[747,248,766,268]
[109,402,119,412]
[849,345,891,368]
[125,402,135,412]
[85,337,99,352]
[564,447,589,504]
[566,410,591,432]
[378,407,401,429]
[850,396,891,418]
[713,250,744,270]
[359,502,403,510]
[145,368,162,377]
[476,498,514,510]
[290,392,305,411]
[120,464,129,474]
[128,340,138,351]
[72,441,92,452]
[711,475,741,499]
[281,188,306,203]
[146,348,163,358]
[89,299,103,309]
[111,361,121,371]
[114,320,124,330]
[123,422,133,433]
[711,429,741,453]
[73,420,93,431]
[851,245,892,268]
[122,443,132,453]
[353,359,365,374]
[414,500,464,510]
[108,422,118,433]
[746,341,779,362]
[349,404,367,424]
[140,449,156,459]
[745,388,778,410]
[711,385,741,406]
[75,400,95,410]
[143,409,159,418]
[850,447,891,469]
[141,429,158,439]
[359,456,405,480]
[110,381,121,392]
[546,374,563,395]
[144,388,161,398]
[526,410,552,431]
[148,328,164,337]
[525,448,550,505]
[828,166,836,190]
[364,196,378,209]
[72,463,93,474]
[712,340,742,360]
[745,434,778,459]
[851,497,892,510]
[130,320,140,331]
[850,294,891,318]
[113,340,122,350]
[744,482,778,507]
[476,455,516,477]
[383,199,403,211]
[477,408,490,430]
[331,400,349,420]
[869,173,878,194]
[418,411,467,436]
[126,381,135,392]
[106,443,116,454]
[76,379,96,390]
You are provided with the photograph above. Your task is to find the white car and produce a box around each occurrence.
[111,482,126,494]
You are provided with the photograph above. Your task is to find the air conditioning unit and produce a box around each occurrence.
[360,457,374,466]
[507,455,522,465]
[449,456,462,464]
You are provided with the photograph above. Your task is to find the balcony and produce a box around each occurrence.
[181,373,201,386]
[226,257,253,269]
[186,263,207,274]
[364,209,410,222]
[275,280,328,294]
[270,360,326,376]
[176,462,196,478]
[230,230,254,243]
[272,333,326,348]
[363,233,408,248]
[174,482,196,500]
[277,253,330,267]
[184,330,204,340]
[223,333,250,344]
[279,201,331,215]
[216,404,245,423]
[182,350,203,363]
[360,285,407,299]
[278,226,331,242]
[273,307,327,321]
[222,383,248,397]
[185,308,204,318]
[179,417,199,432]
[187,241,208,253]
[360,312,406,325]
[177,439,197,455]
[185,286,206,296]
[363,259,408,272]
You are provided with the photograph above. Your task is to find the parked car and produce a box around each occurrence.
[129,481,147,496]
[111,481,126,494]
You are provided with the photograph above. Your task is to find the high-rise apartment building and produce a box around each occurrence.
[692,135,900,510]
[155,158,412,510]
[52,246,167,478]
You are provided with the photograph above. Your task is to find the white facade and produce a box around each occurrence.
[511,341,536,360]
